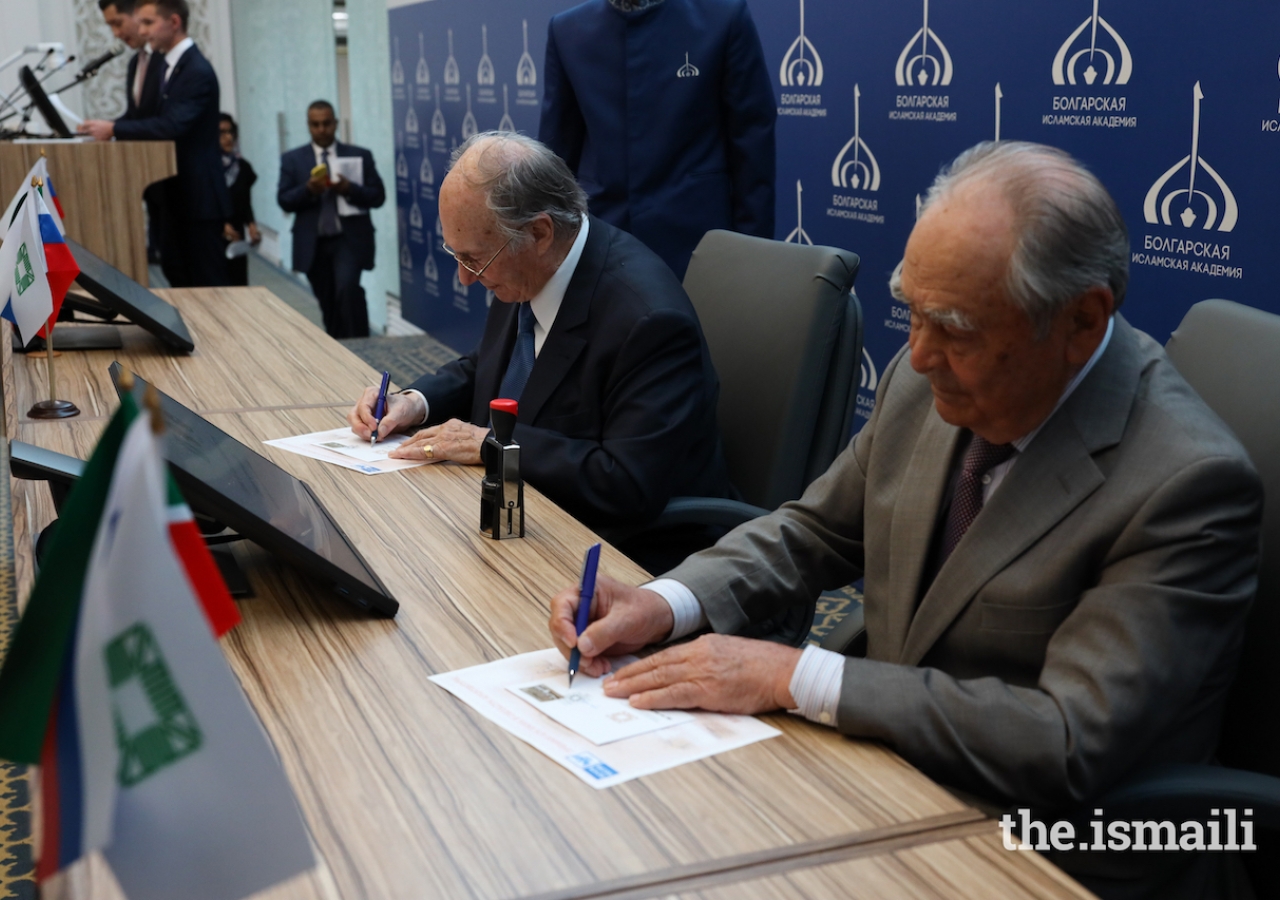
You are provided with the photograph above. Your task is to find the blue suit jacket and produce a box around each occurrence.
[408,216,735,529]
[539,0,776,279]
[121,49,163,120]
[114,44,230,223]
[277,142,385,274]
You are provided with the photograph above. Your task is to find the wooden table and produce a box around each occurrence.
[3,289,1092,900]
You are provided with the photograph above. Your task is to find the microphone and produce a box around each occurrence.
[78,45,124,78]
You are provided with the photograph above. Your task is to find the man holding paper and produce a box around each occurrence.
[277,100,386,338]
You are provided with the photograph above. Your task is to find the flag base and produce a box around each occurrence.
[27,399,80,419]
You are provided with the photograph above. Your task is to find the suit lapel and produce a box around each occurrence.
[898,315,1143,666]
[515,218,604,423]
[881,411,960,660]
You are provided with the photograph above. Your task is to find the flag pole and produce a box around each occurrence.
[25,177,79,420]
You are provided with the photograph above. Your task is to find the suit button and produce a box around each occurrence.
[981,474,993,485]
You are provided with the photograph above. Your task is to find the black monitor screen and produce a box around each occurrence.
[110,362,398,616]
[20,65,72,138]
[69,239,195,353]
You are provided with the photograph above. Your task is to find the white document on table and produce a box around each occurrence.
[330,156,365,217]
[264,426,433,476]
[430,649,781,789]
[508,674,693,745]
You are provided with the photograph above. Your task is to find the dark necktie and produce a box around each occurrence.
[318,149,341,237]
[498,303,537,400]
[939,434,1016,561]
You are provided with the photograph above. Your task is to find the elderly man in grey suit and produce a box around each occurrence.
[548,141,1262,898]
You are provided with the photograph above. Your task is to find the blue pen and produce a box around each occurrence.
[370,370,391,446]
[568,543,602,686]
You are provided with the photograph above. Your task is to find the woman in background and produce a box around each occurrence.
[220,113,261,285]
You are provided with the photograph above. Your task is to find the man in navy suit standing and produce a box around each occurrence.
[277,101,386,338]
[81,0,230,288]
[539,0,776,279]
[97,0,166,263]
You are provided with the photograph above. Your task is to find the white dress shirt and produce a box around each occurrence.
[161,37,194,85]
[647,316,1116,726]
[404,217,590,424]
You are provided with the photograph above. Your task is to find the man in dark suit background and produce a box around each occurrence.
[81,0,230,288]
[539,0,776,279]
[96,0,165,263]
[348,132,735,568]
[277,101,385,338]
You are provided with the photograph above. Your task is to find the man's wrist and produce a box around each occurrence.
[396,389,429,427]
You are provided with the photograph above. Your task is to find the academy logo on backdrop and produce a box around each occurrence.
[860,348,878,392]
[444,30,460,85]
[677,53,699,78]
[1052,0,1132,86]
[832,86,879,191]
[499,85,515,131]
[784,180,812,244]
[478,25,495,85]
[895,0,952,87]
[432,85,446,137]
[462,85,478,139]
[517,20,537,87]
[392,36,405,86]
[416,34,430,85]
[1144,82,1237,232]
[779,0,822,87]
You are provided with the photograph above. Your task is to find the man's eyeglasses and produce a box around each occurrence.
[442,235,513,278]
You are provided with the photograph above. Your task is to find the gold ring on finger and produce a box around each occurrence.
[425,445,434,459]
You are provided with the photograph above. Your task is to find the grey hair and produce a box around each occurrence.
[890,141,1128,339]
[449,132,587,249]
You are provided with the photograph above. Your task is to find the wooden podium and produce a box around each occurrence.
[0,140,176,286]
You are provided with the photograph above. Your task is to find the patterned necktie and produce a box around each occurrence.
[498,303,537,400]
[940,434,1016,561]
[318,149,341,237]
[134,51,149,106]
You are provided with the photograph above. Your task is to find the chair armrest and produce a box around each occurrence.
[1084,764,1280,829]
[595,497,770,549]
[650,496,771,530]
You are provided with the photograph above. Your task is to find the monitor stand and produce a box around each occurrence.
[13,324,123,352]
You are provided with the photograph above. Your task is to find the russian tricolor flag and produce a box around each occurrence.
[35,188,78,338]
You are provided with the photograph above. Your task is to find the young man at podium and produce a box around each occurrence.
[79,0,230,288]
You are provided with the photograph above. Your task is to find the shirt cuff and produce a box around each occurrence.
[788,645,845,727]
[643,578,708,641]
[398,390,429,426]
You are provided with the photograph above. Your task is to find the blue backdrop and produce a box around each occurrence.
[389,0,1280,428]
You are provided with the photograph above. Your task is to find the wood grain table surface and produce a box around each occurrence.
[4,288,1086,900]
[9,287,380,422]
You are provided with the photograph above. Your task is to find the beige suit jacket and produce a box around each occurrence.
[665,315,1261,808]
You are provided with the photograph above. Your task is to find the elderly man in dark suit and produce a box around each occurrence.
[550,142,1263,898]
[81,0,230,287]
[348,131,735,568]
[277,101,385,338]
[539,0,776,279]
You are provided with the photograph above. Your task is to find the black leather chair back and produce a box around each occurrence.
[683,230,861,511]
[1166,299,1280,778]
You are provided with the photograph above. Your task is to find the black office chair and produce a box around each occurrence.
[627,230,862,546]
[1075,300,1280,889]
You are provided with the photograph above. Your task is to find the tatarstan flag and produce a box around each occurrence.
[0,388,313,900]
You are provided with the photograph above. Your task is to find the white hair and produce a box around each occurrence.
[890,141,1128,339]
